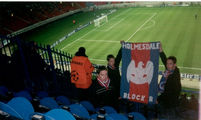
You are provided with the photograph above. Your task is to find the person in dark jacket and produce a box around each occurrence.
[106,41,124,99]
[157,43,181,109]
[90,66,118,110]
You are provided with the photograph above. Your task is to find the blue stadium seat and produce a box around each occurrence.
[101,106,117,114]
[45,109,76,120]
[14,90,32,101]
[90,113,98,119]
[106,113,128,120]
[69,103,90,119]
[90,113,128,120]
[40,97,59,109]
[0,91,5,97]
[7,97,34,120]
[37,91,49,99]
[0,86,8,96]
[95,107,101,112]
[80,100,96,112]
[30,112,46,120]
[0,101,23,119]
[56,96,71,106]
[128,112,146,120]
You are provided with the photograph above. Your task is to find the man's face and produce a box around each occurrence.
[108,58,115,67]
[98,70,108,82]
[166,59,176,71]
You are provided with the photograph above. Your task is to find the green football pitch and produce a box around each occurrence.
[22,6,201,75]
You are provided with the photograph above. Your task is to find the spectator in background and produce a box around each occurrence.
[106,41,124,100]
[71,47,94,100]
[90,66,118,110]
[73,20,76,24]
[157,43,181,117]
[195,14,197,19]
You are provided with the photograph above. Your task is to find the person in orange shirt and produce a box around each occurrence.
[73,20,76,24]
[71,47,94,100]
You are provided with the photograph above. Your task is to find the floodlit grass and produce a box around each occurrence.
[22,6,201,76]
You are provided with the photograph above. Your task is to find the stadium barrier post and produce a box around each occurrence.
[0,36,8,56]
[59,50,65,72]
[16,38,32,91]
[47,45,58,93]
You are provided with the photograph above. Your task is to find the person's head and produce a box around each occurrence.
[107,54,115,67]
[166,56,177,71]
[97,66,108,81]
[75,47,87,57]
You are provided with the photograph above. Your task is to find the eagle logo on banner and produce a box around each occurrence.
[120,42,160,104]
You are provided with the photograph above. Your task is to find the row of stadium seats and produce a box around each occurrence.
[0,2,86,35]
[1,39,199,120]
[0,42,75,97]
[0,86,146,120]
[0,41,148,120]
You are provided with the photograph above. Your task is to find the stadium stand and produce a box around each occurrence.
[111,2,122,4]
[0,3,200,119]
[0,2,86,36]
[93,2,108,6]
[0,29,200,119]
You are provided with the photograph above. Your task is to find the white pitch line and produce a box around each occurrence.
[90,58,201,71]
[61,28,96,50]
[81,39,119,43]
[105,18,125,31]
[61,21,109,50]
[61,8,132,51]
[134,13,157,15]
[90,58,106,62]
[113,8,132,18]
[140,20,156,31]
[126,13,157,42]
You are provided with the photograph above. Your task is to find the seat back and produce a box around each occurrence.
[80,101,95,112]
[56,96,71,106]
[128,112,146,120]
[7,97,34,120]
[69,103,90,119]
[0,101,23,119]
[37,91,49,99]
[14,90,32,101]
[40,97,59,109]
[0,86,8,96]
[45,109,76,120]
[102,106,117,114]
[106,113,128,120]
